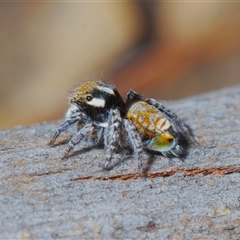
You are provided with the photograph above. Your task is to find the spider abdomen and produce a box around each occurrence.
[127,101,176,152]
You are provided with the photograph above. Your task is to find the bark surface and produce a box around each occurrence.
[1,85,240,239]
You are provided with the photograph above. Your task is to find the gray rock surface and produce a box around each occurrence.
[0,85,240,239]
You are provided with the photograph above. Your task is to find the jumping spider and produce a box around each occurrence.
[49,81,196,173]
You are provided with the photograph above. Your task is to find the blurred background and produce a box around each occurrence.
[1,2,240,130]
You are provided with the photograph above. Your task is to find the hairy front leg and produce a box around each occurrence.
[63,123,101,159]
[49,104,86,145]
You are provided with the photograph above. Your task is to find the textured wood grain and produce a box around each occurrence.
[0,85,240,239]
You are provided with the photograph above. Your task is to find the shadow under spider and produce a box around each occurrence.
[63,145,104,159]
[56,138,192,176]
[141,153,156,175]
[102,149,157,175]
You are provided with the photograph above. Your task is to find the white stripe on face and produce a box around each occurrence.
[97,86,115,95]
[88,98,105,107]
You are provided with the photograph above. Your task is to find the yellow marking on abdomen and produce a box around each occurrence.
[127,101,173,138]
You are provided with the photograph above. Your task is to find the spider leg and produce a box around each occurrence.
[63,123,102,159]
[103,108,122,169]
[168,144,184,157]
[145,98,197,145]
[123,119,144,172]
[49,104,86,145]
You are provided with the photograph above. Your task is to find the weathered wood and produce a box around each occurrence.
[0,85,240,239]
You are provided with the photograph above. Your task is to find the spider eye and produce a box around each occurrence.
[86,95,93,101]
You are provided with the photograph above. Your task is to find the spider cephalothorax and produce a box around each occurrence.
[69,81,126,122]
[49,81,196,173]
